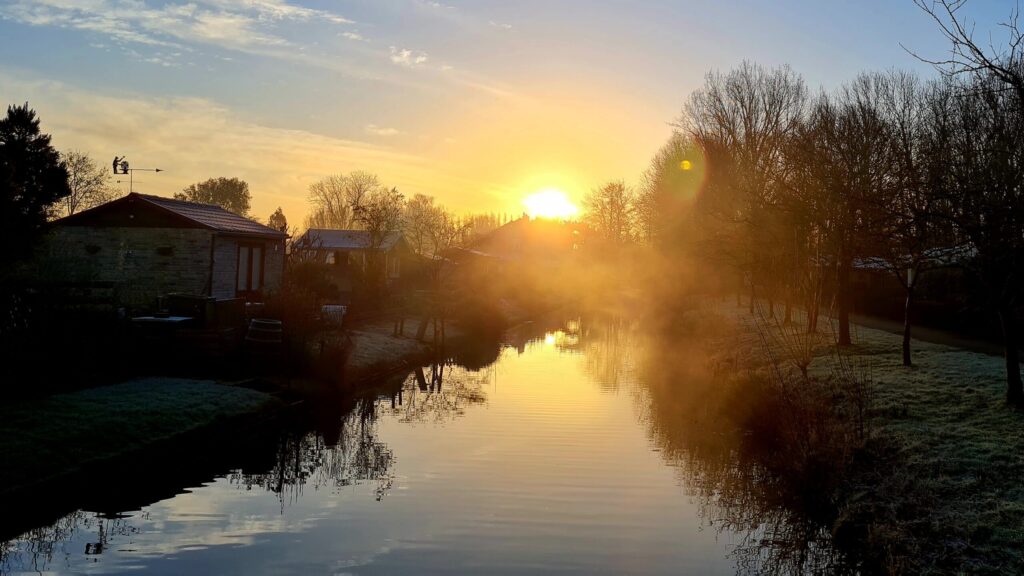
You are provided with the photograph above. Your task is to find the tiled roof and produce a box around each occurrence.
[298,229,403,250]
[136,193,287,238]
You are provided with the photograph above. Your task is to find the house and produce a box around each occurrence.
[293,229,412,285]
[33,192,287,309]
[442,216,582,274]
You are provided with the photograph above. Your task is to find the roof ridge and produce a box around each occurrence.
[136,192,233,212]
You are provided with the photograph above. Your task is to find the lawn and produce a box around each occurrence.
[819,322,1024,573]
[728,304,1024,573]
[0,378,278,494]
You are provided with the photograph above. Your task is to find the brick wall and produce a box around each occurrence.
[36,226,214,309]
[32,227,288,308]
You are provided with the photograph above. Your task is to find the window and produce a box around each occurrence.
[237,243,264,295]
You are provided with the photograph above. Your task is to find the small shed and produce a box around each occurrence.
[294,229,410,282]
[36,193,288,308]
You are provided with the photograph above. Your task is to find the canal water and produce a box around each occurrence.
[1,318,807,575]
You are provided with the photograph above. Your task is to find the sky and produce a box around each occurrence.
[0,0,1013,225]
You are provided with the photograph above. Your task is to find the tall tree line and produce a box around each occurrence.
[638,59,1024,401]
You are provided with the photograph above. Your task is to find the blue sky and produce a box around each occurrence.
[0,0,1012,223]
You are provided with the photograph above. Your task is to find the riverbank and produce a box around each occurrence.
[0,378,282,499]
[713,302,1024,574]
[343,318,435,386]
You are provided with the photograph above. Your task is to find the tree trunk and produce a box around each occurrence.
[837,250,852,346]
[807,296,819,333]
[902,287,913,367]
[998,304,1023,404]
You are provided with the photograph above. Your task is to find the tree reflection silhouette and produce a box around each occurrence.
[571,313,852,575]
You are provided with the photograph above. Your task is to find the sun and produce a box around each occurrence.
[523,188,579,220]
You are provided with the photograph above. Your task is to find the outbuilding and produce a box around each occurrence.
[35,192,287,309]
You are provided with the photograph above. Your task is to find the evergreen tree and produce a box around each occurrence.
[0,103,70,267]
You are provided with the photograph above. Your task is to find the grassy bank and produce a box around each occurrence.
[712,303,1024,574]
[813,319,1024,573]
[0,378,280,495]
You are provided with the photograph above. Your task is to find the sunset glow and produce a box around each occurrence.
[523,188,579,220]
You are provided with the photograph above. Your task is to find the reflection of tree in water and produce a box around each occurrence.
[578,316,635,391]
[1,398,398,574]
[229,398,395,503]
[381,361,490,424]
[1,511,140,575]
[571,314,848,575]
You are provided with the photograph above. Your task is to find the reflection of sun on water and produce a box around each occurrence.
[545,333,557,345]
[523,188,578,220]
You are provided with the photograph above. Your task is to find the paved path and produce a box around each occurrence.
[851,313,1006,357]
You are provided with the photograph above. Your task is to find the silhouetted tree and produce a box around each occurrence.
[305,171,380,230]
[403,193,440,256]
[351,184,405,297]
[636,132,703,246]
[934,71,1024,402]
[0,103,70,267]
[683,62,807,317]
[583,180,636,245]
[911,0,1024,101]
[175,177,251,216]
[267,207,287,231]
[56,150,115,218]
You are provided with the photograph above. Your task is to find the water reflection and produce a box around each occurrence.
[229,399,395,504]
[3,314,849,575]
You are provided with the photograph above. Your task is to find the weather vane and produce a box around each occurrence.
[112,156,163,194]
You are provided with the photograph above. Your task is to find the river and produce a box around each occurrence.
[1,316,835,575]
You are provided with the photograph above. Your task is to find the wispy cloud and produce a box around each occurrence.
[0,0,354,53]
[0,70,498,222]
[488,20,512,31]
[365,124,401,136]
[341,31,367,41]
[389,46,428,67]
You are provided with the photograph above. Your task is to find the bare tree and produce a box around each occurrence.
[351,185,405,296]
[305,171,381,230]
[584,180,636,245]
[56,150,115,218]
[804,76,891,345]
[910,0,1024,100]
[933,71,1024,402]
[682,61,807,317]
[859,72,956,366]
[636,132,703,246]
[403,193,441,256]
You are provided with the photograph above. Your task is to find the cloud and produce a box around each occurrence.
[0,0,354,53]
[0,69,500,222]
[488,21,512,31]
[389,46,428,67]
[365,124,400,137]
[341,31,366,41]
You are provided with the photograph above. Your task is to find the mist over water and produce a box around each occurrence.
[1,315,821,576]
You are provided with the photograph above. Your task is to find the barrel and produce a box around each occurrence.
[246,318,283,344]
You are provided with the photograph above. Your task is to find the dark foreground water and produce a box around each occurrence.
[2,318,827,575]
